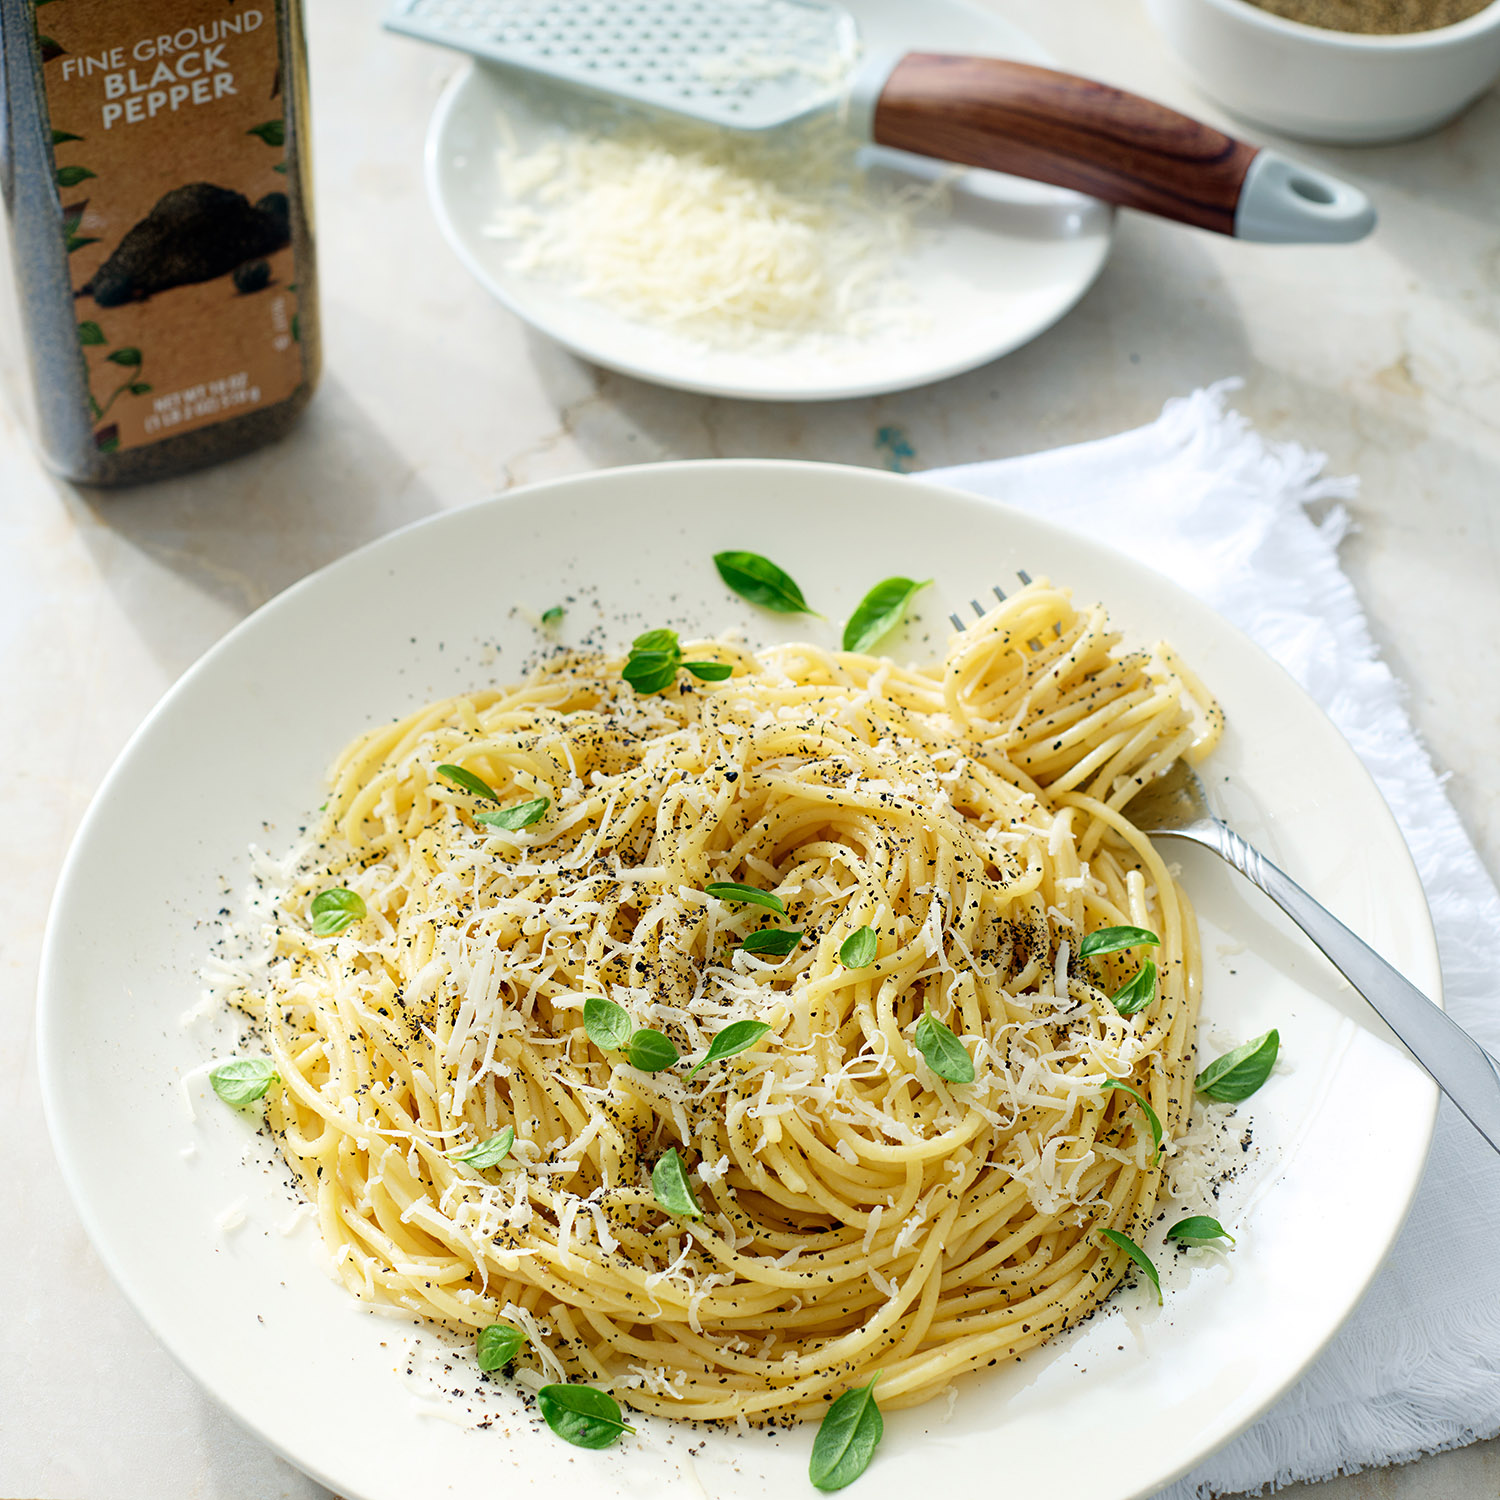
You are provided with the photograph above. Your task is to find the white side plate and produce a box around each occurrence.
[40,459,1438,1500]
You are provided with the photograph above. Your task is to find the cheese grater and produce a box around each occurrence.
[387,0,1376,243]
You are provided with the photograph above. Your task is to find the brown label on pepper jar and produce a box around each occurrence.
[40,0,302,454]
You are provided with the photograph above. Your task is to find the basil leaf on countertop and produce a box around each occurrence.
[477,797,550,831]
[1167,1215,1236,1246]
[310,886,366,936]
[842,576,930,654]
[452,1125,515,1170]
[1101,1078,1163,1161]
[1109,960,1157,1018]
[1196,1028,1279,1103]
[535,1383,635,1448]
[209,1057,278,1105]
[476,1321,527,1371]
[584,996,633,1053]
[651,1147,704,1219]
[913,1005,974,1085]
[713,550,817,616]
[809,1374,883,1491]
[1079,924,1160,958]
[705,881,785,914]
[1100,1227,1162,1305]
[540,606,565,625]
[687,1018,772,1078]
[437,763,498,801]
[839,926,878,969]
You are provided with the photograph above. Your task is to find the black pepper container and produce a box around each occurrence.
[0,0,319,485]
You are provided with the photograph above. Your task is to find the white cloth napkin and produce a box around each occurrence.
[925,382,1500,1498]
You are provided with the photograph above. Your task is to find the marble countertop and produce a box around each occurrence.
[5,1,1498,1496]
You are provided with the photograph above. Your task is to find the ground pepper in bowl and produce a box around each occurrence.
[1242,0,1494,33]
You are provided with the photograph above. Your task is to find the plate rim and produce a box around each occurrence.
[38,456,1441,1499]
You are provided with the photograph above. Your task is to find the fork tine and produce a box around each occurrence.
[992,584,1007,603]
[970,598,986,618]
[948,611,965,631]
[1017,569,1033,586]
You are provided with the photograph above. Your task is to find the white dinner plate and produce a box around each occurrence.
[422,0,1114,401]
[40,460,1438,1500]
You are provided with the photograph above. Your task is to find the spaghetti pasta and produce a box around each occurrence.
[233,579,1221,1424]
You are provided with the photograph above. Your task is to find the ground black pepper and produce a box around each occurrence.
[0,0,320,485]
[1242,0,1492,31]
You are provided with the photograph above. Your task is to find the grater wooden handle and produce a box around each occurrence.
[871,53,1258,236]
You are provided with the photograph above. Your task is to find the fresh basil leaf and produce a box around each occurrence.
[1101,1078,1163,1162]
[1109,960,1157,1017]
[809,1374,883,1491]
[535,1383,635,1448]
[739,928,803,958]
[683,660,733,681]
[476,1321,527,1371]
[842,576,930,654]
[437,763,498,801]
[622,652,679,695]
[1079,924,1161,958]
[632,628,679,652]
[913,1005,975,1084]
[704,881,785,914]
[209,1056,277,1106]
[839,926,878,968]
[1100,1227,1162,1305]
[540,606,564,625]
[651,1147,704,1219]
[1166,1215,1236,1246]
[713,550,816,616]
[310,887,365,935]
[687,1018,772,1078]
[1196,1028,1278,1102]
[452,1125,515,1170]
[584,996,633,1053]
[476,797,550,831]
[627,1028,681,1073]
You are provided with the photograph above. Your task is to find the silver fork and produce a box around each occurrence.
[955,585,1500,1153]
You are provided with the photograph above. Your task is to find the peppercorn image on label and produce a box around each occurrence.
[39,0,305,454]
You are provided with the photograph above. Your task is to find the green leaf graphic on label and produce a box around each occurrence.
[476,1321,526,1371]
[687,1018,771,1078]
[77,321,105,346]
[104,346,142,367]
[52,129,84,145]
[913,1005,974,1084]
[843,577,930,654]
[809,1375,883,1491]
[209,1057,278,1106]
[55,165,95,188]
[1196,1029,1279,1103]
[535,1384,634,1448]
[310,887,365,936]
[713,550,816,615]
[1100,1228,1162,1305]
[66,234,100,252]
[248,119,286,147]
[651,1147,703,1218]
[127,382,151,396]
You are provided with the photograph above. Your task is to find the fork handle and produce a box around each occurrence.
[1198,823,1500,1151]
[865,54,1374,244]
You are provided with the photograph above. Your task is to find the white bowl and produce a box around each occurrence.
[1145,0,1500,144]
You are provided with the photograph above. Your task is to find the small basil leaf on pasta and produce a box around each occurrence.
[687,1018,772,1077]
[1167,1215,1235,1246]
[1100,1228,1162,1305]
[1079,924,1160,958]
[623,651,680,695]
[452,1125,515,1170]
[739,928,803,958]
[913,1006,974,1084]
[209,1057,277,1105]
[1109,960,1156,1017]
[1101,1078,1163,1162]
[584,996,633,1053]
[627,1028,681,1073]
[310,887,365,936]
[1195,1029,1278,1102]
[683,660,733,682]
[713,550,817,616]
[540,606,564,625]
[476,797,550,832]
[839,926,878,969]
[809,1374,883,1491]
[632,628,679,652]
[436,763,498,801]
[842,576,930,654]
[651,1147,703,1218]
[535,1383,635,1448]
[704,881,785,914]
[476,1321,527,1371]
